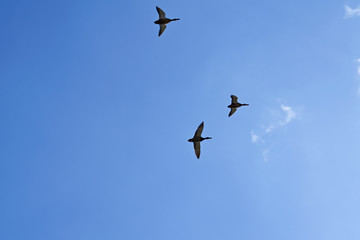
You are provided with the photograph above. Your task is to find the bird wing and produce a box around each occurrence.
[193,142,201,159]
[229,108,237,117]
[231,95,239,104]
[158,24,167,37]
[194,121,204,137]
[156,6,166,19]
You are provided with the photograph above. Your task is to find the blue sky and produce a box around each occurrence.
[1,0,360,239]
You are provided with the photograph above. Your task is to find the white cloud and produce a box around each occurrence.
[250,103,299,162]
[262,149,269,162]
[280,104,296,125]
[264,104,296,133]
[265,124,275,133]
[251,131,263,143]
[344,5,360,18]
[251,131,259,143]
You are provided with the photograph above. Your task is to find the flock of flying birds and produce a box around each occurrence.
[154,6,249,159]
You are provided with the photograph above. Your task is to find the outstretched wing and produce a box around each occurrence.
[156,6,166,19]
[158,24,166,37]
[231,95,239,104]
[194,121,204,137]
[193,142,201,159]
[229,108,237,117]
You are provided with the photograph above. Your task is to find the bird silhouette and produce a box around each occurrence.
[228,95,249,117]
[188,122,212,159]
[154,6,180,37]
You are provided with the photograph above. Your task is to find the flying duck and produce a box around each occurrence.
[188,122,212,159]
[228,95,249,117]
[154,6,180,37]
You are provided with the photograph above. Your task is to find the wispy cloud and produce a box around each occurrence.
[251,131,263,143]
[280,104,297,125]
[344,5,360,18]
[265,104,297,133]
[262,149,270,162]
[265,123,275,133]
[250,103,298,161]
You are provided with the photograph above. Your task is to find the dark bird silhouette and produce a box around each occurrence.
[154,6,180,37]
[188,122,212,159]
[228,95,249,117]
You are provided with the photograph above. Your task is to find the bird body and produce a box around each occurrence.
[228,102,249,108]
[154,18,179,25]
[188,136,212,142]
[228,95,249,117]
[154,6,180,37]
[188,122,212,159]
